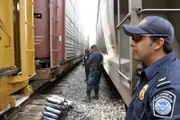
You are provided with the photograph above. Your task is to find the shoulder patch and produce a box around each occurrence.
[153,91,176,118]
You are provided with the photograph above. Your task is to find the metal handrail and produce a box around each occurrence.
[137,8,180,14]
[117,70,130,81]
[116,13,131,29]
[116,8,180,28]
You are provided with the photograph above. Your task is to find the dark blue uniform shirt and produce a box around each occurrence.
[85,50,103,71]
[125,52,180,120]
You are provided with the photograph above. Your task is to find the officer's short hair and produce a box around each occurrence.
[91,45,98,49]
[85,48,89,53]
[85,48,89,52]
[150,36,172,54]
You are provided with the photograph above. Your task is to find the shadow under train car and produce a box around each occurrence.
[31,0,87,81]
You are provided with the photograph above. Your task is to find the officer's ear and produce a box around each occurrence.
[154,38,165,50]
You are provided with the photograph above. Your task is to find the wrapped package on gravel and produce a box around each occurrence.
[64,100,73,107]
[46,102,60,109]
[49,95,65,101]
[46,101,69,110]
[45,106,61,115]
[43,111,59,119]
[46,97,64,105]
[43,116,57,120]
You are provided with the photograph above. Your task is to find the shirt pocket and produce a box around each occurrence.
[134,99,145,119]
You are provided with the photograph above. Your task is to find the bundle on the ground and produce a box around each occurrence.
[43,95,73,120]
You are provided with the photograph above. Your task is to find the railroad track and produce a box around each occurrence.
[0,67,72,120]
[0,65,126,120]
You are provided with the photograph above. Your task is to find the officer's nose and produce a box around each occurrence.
[129,40,135,47]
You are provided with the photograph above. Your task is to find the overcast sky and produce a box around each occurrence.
[77,0,98,46]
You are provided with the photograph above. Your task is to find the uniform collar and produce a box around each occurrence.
[143,51,176,80]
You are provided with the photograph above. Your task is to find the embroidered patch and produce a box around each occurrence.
[155,98,171,115]
[153,91,176,118]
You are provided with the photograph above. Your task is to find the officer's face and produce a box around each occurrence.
[130,36,156,64]
[91,48,96,52]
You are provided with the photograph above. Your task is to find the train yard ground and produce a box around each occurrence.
[1,64,126,120]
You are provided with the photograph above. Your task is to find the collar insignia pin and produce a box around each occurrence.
[139,84,148,100]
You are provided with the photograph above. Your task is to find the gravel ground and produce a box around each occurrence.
[42,64,126,120]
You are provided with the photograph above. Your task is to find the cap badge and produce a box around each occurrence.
[139,19,147,25]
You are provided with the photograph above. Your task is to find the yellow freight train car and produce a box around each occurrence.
[0,0,35,111]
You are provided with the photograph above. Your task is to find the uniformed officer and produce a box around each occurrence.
[82,48,91,81]
[83,45,103,103]
[123,16,180,119]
